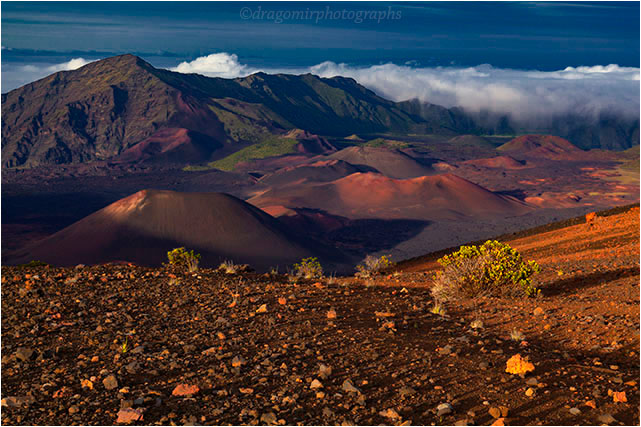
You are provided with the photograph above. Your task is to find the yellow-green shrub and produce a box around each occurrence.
[432,240,540,301]
[167,247,201,273]
[292,257,323,279]
[356,255,394,278]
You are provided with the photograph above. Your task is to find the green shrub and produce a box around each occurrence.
[166,247,201,273]
[431,240,540,301]
[292,257,323,280]
[356,255,394,278]
[19,260,48,267]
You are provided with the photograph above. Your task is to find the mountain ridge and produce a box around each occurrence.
[2,55,434,168]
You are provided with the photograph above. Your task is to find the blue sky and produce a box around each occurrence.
[3,1,638,70]
[1,1,639,121]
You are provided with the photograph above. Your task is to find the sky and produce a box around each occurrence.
[1,1,639,121]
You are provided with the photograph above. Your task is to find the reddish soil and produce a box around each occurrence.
[250,172,532,220]
[115,128,221,165]
[1,205,638,426]
[498,135,583,160]
[328,146,434,179]
[462,155,529,170]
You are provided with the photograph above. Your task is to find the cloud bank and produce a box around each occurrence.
[3,58,92,92]
[171,53,640,123]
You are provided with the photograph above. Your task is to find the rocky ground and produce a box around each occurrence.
[1,206,639,426]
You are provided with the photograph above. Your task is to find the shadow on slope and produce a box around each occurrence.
[277,208,431,257]
[541,267,639,297]
[5,189,347,272]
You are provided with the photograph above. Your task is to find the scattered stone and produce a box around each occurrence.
[201,347,217,356]
[260,412,277,425]
[68,405,79,414]
[14,347,34,362]
[525,388,535,397]
[436,403,453,416]
[310,379,323,389]
[1,396,34,408]
[505,354,534,375]
[533,307,544,316]
[440,345,453,355]
[103,375,118,390]
[342,379,361,394]
[172,384,199,397]
[231,355,246,368]
[117,408,144,424]
[398,386,416,398]
[322,408,335,418]
[327,309,337,319]
[256,304,268,314]
[612,391,627,403]
[526,378,538,386]
[569,407,581,415]
[488,407,501,419]
[125,361,139,374]
[491,418,505,426]
[182,344,196,354]
[597,414,616,425]
[379,408,401,421]
[319,364,332,379]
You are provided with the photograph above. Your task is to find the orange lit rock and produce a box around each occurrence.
[613,391,627,403]
[505,354,534,375]
[172,384,200,397]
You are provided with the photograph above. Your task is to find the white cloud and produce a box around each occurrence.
[308,61,640,122]
[3,58,92,93]
[5,52,638,127]
[168,53,640,123]
[171,53,255,78]
[46,57,91,72]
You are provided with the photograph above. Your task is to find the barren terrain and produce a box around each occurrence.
[2,205,638,426]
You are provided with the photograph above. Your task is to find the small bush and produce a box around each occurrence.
[167,247,201,273]
[431,240,540,302]
[356,255,394,278]
[470,319,484,329]
[120,337,129,354]
[430,302,446,316]
[19,260,48,267]
[326,273,338,285]
[292,257,323,279]
[218,261,251,274]
[510,328,525,342]
[219,260,238,274]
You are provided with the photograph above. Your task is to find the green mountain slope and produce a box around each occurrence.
[1,55,429,168]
